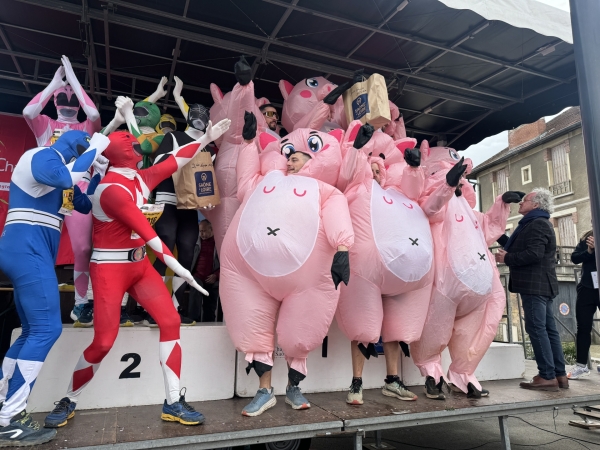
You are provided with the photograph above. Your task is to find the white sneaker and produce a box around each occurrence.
[567,364,590,380]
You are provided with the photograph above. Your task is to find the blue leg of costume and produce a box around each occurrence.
[0,251,62,425]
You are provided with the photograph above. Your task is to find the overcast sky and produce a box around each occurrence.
[538,0,569,11]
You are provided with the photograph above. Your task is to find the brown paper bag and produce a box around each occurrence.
[173,150,221,209]
[343,73,391,129]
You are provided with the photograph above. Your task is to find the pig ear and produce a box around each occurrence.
[279,80,294,100]
[210,83,223,103]
[259,132,279,151]
[255,97,270,108]
[420,139,430,158]
[395,138,417,155]
[346,121,362,143]
[328,128,344,143]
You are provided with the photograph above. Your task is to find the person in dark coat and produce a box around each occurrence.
[568,228,598,379]
[495,188,567,391]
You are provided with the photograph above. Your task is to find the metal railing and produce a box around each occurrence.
[557,246,576,265]
[549,179,572,196]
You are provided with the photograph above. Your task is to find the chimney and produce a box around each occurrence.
[508,118,546,149]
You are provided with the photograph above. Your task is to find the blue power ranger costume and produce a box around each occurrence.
[0,130,107,442]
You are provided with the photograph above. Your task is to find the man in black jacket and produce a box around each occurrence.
[495,188,567,391]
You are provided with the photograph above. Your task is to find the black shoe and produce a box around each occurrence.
[179,313,196,327]
[467,382,489,398]
[143,313,158,328]
[120,307,134,327]
[424,376,446,400]
[0,410,56,447]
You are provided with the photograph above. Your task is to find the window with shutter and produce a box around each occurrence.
[557,215,577,247]
[549,141,571,195]
[496,167,509,196]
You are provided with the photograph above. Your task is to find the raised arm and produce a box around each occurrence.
[100,185,208,295]
[338,122,374,192]
[61,55,100,127]
[32,133,110,189]
[23,66,65,143]
[144,76,168,104]
[476,194,510,246]
[140,119,231,191]
[173,76,189,120]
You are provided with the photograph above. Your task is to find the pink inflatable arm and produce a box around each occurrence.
[400,166,425,201]
[236,140,262,203]
[338,145,371,193]
[321,185,354,249]
[228,81,261,145]
[475,195,510,247]
[419,175,454,222]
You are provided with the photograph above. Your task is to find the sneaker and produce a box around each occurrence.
[0,410,57,446]
[179,313,196,327]
[285,385,310,410]
[346,378,363,405]
[567,364,590,380]
[71,302,93,328]
[161,389,204,426]
[424,376,445,400]
[120,307,134,327]
[467,382,489,399]
[242,388,276,417]
[382,378,417,401]
[44,397,76,428]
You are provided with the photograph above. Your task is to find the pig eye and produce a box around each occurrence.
[307,135,323,153]
[305,78,319,88]
[281,143,296,159]
[449,149,460,160]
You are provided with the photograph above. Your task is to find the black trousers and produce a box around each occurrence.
[188,277,222,323]
[575,284,600,364]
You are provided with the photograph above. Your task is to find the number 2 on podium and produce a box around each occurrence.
[120,353,141,379]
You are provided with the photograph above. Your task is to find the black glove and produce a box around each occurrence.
[242,111,257,140]
[352,68,365,84]
[234,56,252,86]
[446,157,468,187]
[331,251,350,290]
[404,148,421,167]
[497,234,509,247]
[502,191,526,204]
[353,123,374,150]
[323,81,351,105]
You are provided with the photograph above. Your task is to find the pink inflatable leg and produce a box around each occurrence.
[381,281,433,344]
[447,276,506,393]
[410,288,457,384]
[336,273,383,345]
[276,284,339,376]
[64,209,93,306]
[219,267,280,357]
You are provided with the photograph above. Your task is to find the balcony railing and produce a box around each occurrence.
[549,180,572,196]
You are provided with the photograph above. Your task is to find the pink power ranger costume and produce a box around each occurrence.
[411,141,515,399]
[22,56,101,310]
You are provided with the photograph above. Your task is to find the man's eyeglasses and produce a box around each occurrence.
[263,111,278,119]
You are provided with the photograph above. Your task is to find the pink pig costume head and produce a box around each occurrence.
[279,77,346,132]
[420,140,476,208]
[261,127,345,187]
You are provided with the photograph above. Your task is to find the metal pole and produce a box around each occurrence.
[499,416,511,450]
[570,0,600,274]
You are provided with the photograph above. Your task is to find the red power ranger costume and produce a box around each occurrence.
[63,119,230,408]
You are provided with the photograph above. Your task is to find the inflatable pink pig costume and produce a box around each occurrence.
[411,141,510,398]
[279,77,347,132]
[336,123,435,352]
[204,65,269,254]
[219,125,353,413]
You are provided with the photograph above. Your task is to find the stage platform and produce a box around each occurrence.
[29,375,600,450]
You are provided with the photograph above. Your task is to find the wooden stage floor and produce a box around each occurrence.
[31,376,600,450]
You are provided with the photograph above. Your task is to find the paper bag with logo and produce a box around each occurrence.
[343,73,391,129]
[172,150,221,209]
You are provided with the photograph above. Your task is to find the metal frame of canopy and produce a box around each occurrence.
[0,0,579,149]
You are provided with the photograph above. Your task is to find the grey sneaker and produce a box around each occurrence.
[568,364,591,380]
[242,388,276,417]
[346,378,363,405]
[285,385,310,410]
[382,379,417,401]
